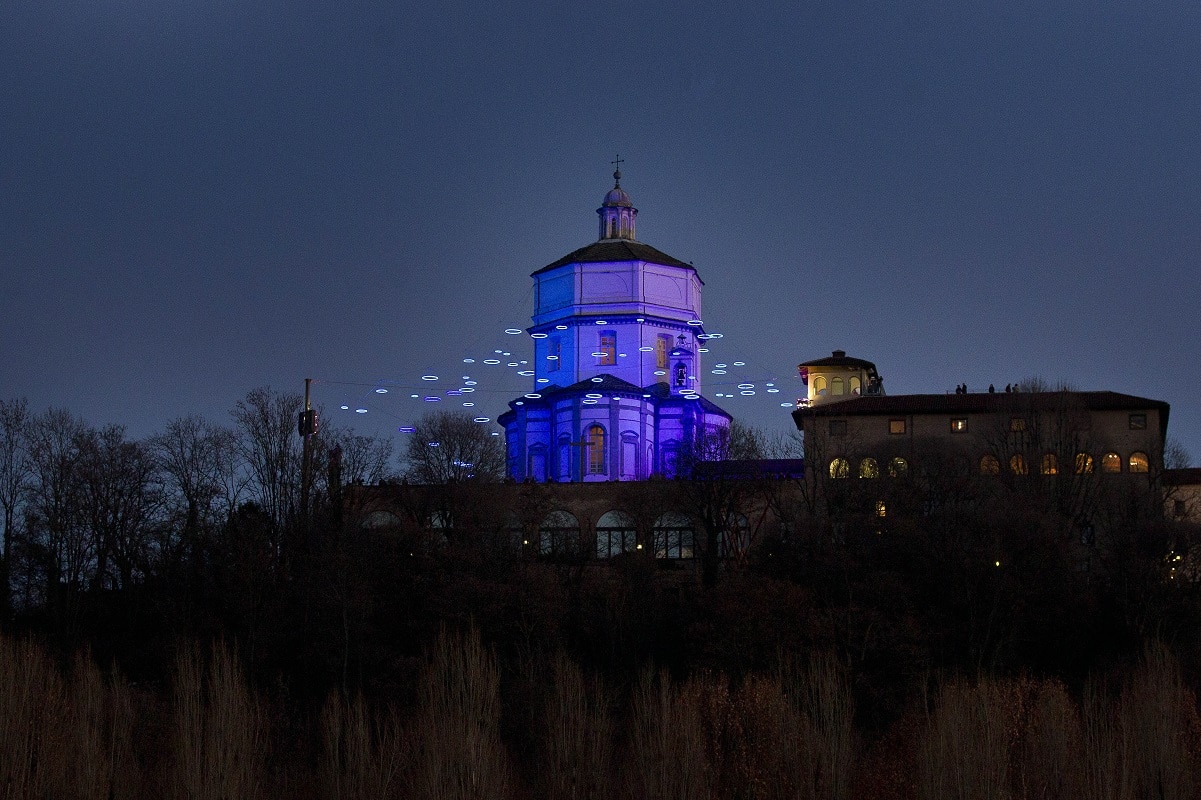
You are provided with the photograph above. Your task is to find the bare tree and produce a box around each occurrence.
[0,398,31,615]
[404,410,504,485]
[231,387,303,533]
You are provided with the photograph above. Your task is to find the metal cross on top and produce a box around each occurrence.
[611,154,623,183]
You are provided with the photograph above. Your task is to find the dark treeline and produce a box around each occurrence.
[2,391,1201,797]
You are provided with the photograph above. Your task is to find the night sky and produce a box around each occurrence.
[3,2,1199,460]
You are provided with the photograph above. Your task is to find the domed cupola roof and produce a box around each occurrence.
[597,158,638,241]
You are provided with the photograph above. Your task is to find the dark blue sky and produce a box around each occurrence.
[3,1,1199,459]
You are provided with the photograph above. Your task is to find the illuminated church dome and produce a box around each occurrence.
[499,165,731,482]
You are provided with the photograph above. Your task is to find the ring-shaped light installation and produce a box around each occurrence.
[590,377,604,383]
[582,399,597,405]
[460,387,475,393]
[524,393,541,399]
[375,388,388,394]
[741,390,756,396]
[738,383,755,389]
[555,324,568,330]
[595,319,607,325]
[355,408,367,413]
[421,375,438,381]
[687,319,703,326]
[483,359,501,365]
[504,328,522,335]
[517,370,534,376]
[463,358,475,363]
[546,355,558,360]
[463,402,474,407]
[712,369,727,375]
[474,417,490,423]
[340,404,349,410]
[507,362,519,367]
[585,393,603,399]
[733,361,745,366]
[398,426,415,433]
[591,351,607,357]
[530,332,547,339]
[639,346,654,352]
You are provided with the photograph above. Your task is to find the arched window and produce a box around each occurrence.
[587,425,605,475]
[596,510,637,558]
[829,458,850,479]
[539,510,580,558]
[888,457,908,478]
[859,457,879,478]
[1129,451,1149,473]
[653,512,694,559]
[813,376,827,395]
[1040,453,1058,475]
[1075,453,1094,474]
[980,455,1000,475]
[1101,452,1122,473]
[849,376,862,395]
[1010,454,1028,475]
[831,377,845,396]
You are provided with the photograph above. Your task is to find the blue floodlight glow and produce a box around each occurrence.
[483,359,501,365]
[636,317,645,322]
[504,328,522,335]
[590,377,603,383]
[524,393,542,399]
[530,332,547,339]
[421,375,438,381]
[515,401,524,406]
[642,393,651,398]
[474,417,490,423]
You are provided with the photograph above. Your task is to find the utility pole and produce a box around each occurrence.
[299,378,317,521]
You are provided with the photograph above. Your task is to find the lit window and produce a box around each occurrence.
[829,420,847,436]
[951,418,968,433]
[1101,452,1121,473]
[888,457,908,478]
[587,425,606,474]
[831,377,845,396]
[813,376,827,395]
[980,455,1000,475]
[1040,453,1058,475]
[829,458,849,479]
[889,419,906,435]
[656,334,672,369]
[859,458,879,478]
[875,500,887,518]
[1010,417,1026,432]
[1129,451,1149,473]
[598,332,616,366]
[1129,414,1147,430]
[1075,453,1094,474]
[1010,454,1028,475]
[547,337,561,372]
[850,376,862,395]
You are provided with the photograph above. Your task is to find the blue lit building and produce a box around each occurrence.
[498,170,731,481]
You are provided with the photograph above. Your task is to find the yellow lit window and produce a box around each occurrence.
[1040,453,1058,475]
[1129,451,1149,473]
[888,457,908,478]
[1075,453,1094,474]
[889,419,906,434]
[1010,417,1026,432]
[587,425,606,474]
[951,418,968,433]
[597,332,616,366]
[875,500,887,518]
[980,455,1000,475]
[829,458,849,479]
[1101,452,1121,473]
[1009,454,1028,475]
[859,458,879,478]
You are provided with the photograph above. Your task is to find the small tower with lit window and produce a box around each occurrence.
[797,350,884,407]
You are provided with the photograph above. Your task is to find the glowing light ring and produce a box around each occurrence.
[712,369,727,375]
[696,334,711,340]
[595,320,607,325]
[585,393,602,399]
[428,442,439,447]
[654,370,666,376]
[636,317,646,322]
[716,363,728,368]
[582,399,597,405]
[537,378,549,384]
[687,319,703,326]
[507,362,519,367]
[590,377,604,383]
[517,370,534,376]
[423,396,439,402]
[463,402,474,407]
[421,375,438,381]
[398,426,415,433]
[340,405,349,410]
[738,383,755,390]
[555,324,568,330]
[446,390,462,396]
[707,333,724,339]
[530,332,547,339]
[355,408,367,413]
[767,388,780,393]
[638,346,654,352]
[494,349,504,354]
[524,393,542,399]
[464,380,477,386]
[515,401,524,406]
[733,361,745,366]
[474,417,490,423]
[460,387,475,393]
[410,394,419,398]
[504,328,522,335]
[740,390,756,396]
[463,358,475,363]
[502,352,511,356]
[483,359,501,365]
[546,355,559,361]
[698,348,709,353]
[591,352,607,357]
[375,388,388,394]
